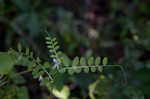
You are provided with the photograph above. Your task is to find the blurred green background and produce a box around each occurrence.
[0,0,150,99]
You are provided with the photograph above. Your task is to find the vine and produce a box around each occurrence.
[0,32,125,99]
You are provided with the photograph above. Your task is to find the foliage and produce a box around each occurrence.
[1,0,150,98]
[0,34,123,99]
[0,52,14,75]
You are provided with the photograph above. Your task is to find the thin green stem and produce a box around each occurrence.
[49,82,54,99]
[42,67,53,81]
[60,65,121,70]
[11,70,32,78]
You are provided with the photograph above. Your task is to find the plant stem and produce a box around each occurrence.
[49,82,54,99]
[11,70,32,78]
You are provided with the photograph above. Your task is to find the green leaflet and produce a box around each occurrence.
[30,52,33,58]
[57,51,62,56]
[0,52,14,75]
[68,69,74,75]
[21,57,30,66]
[75,68,82,73]
[49,49,53,53]
[102,57,108,65]
[45,36,51,40]
[36,57,41,63]
[25,48,30,56]
[52,37,56,41]
[84,68,89,73]
[46,41,51,44]
[63,58,70,67]
[50,55,56,58]
[88,57,94,66]
[62,54,71,67]
[28,61,35,71]
[80,57,86,66]
[52,86,70,99]
[72,56,79,66]
[54,45,60,50]
[95,57,101,66]
[47,45,53,48]
[43,62,50,68]
[17,43,22,52]
[98,67,103,72]
[54,41,58,46]
[91,67,96,72]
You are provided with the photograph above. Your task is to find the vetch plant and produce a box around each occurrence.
[0,32,125,99]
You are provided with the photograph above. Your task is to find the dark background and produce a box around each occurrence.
[0,0,150,99]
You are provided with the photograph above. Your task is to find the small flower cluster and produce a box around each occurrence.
[38,58,61,82]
